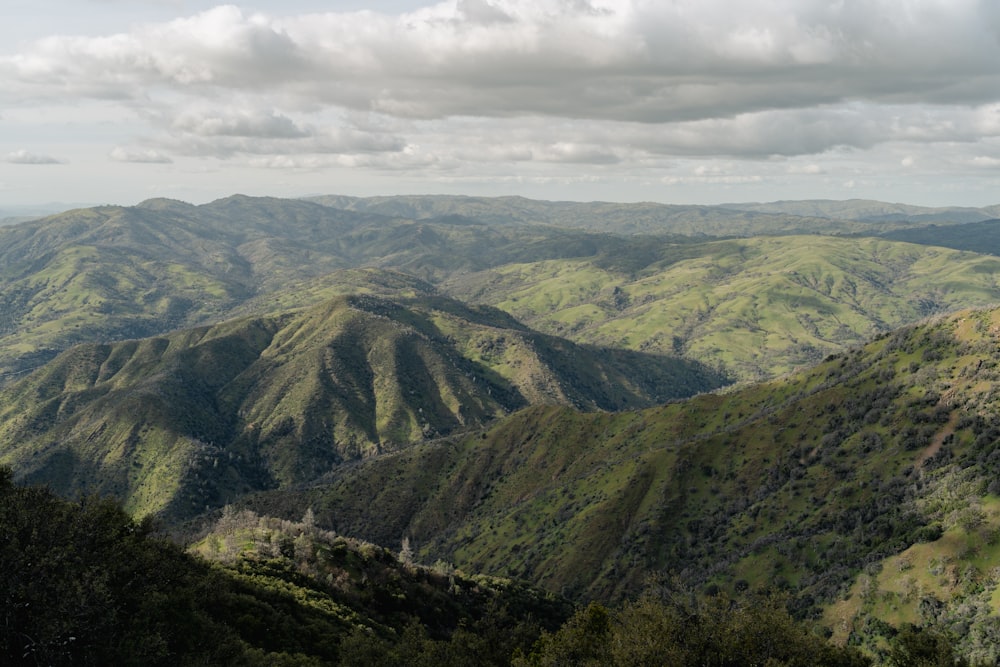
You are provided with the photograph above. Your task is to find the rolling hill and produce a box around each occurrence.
[443,235,1000,381]
[722,198,1000,225]
[0,291,723,521]
[231,305,1000,662]
[7,193,1000,663]
[0,196,700,383]
[308,193,922,236]
[309,194,1000,235]
[5,194,1000,387]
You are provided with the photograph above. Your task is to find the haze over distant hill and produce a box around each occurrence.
[308,194,1000,235]
[720,198,1000,224]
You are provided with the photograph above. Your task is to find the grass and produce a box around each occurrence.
[445,236,1000,382]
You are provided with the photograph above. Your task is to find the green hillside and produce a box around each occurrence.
[0,196,699,382]
[0,469,570,666]
[238,305,1000,662]
[880,218,1000,256]
[8,194,1000,664]
[0,292,723,521]
[307,194,942,236]
[444,235,1000,381]
[6,195,1000,387]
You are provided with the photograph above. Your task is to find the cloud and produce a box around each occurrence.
[109,147,172,163]
[971,156,1000,168]
[6,149,61,164]
[159,115,407,159]
[787,163,825,175]
[4,2,1000,121]
[171,109,309,138]
[3,0,1000,200]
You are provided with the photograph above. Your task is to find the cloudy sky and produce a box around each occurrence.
[2,0,1000,208]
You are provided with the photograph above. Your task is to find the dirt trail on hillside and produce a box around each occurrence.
[916,410,959,469]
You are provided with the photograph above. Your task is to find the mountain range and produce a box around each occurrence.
[3,194,1000,386]
[5,193,1000,663]
[0,291,722,521]
[235,304,1000,661]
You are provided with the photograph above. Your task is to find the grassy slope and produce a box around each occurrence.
[444,235,1000,381]
[6,196,1000,388]
[245,306,1000,659]
[0,293,723,521]
[0,196,698,382]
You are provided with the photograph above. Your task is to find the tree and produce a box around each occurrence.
[886,624,966,667]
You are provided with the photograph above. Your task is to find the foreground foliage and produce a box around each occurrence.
[519,594,871,667]
[3,468,976,665]
[0,470,566,665]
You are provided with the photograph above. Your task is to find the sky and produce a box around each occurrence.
[2,0,1000,209]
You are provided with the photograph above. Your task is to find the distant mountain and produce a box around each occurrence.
[878,218,1000,256]
[0,293,724,521]
[307,194,891,235]
[721,198,1000,224]
[6,194,1000,386]
[241,305,1000,662]
[443,235,1000,381]
[0,195,705,382]
[0,202,95,222]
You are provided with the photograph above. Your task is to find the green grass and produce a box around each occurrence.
[445,236,1000,381]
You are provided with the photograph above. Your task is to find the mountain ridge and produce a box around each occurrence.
[0,291,724,521]
[225,304,1000,661]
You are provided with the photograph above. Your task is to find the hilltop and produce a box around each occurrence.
[0,292,722,521]
[4,195,1000,385]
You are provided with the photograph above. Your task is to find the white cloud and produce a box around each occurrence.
[971,156,1000,168]
[109,147,173,163]
[6,149,61,164]
[171,109,310,138]
[787,163,825,175]
[5,1,1000,120]
[2,1,1000,205]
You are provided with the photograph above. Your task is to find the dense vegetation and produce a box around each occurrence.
[0,468,574,665]
[230,306,1000,661]
[7,194,1000,664]
[880,218,1000,256]
[0,292,723,521]
[5,469,888,666]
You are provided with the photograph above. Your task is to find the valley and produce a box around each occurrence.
[4,193,1000,664]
